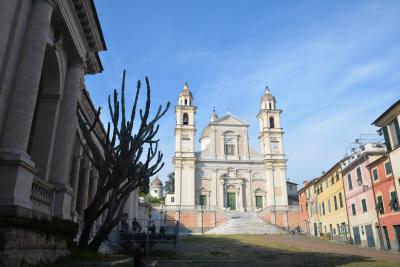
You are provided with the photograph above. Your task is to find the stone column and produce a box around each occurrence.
[77,154,91,217]
[0,0,55,154]
[50,59,85,219]
[237,184,242,211]
[88,168,99,205]
[221,183,226,209]
[70,142,83,219]
[0,0,55,210]
[235,137,239,156]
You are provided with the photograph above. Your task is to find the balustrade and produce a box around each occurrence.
[30,176,55,214]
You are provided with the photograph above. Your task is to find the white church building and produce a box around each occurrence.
[165,83,290,214]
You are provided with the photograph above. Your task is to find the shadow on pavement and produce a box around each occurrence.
[145,235,384,267]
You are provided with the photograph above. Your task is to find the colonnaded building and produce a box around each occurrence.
[0,1,141,266]
[164,83,301,233]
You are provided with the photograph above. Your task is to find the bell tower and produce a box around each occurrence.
[173,82,196,206]
[257,87,288,207]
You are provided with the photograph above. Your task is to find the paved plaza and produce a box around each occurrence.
[146,234,400,267]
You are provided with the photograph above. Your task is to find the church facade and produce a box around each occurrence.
[165,83,289,213]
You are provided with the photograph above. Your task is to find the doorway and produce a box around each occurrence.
[393,225,400,251]
[365,224,376,248]
[353,227,361,245]
[383,226,391,250]
[227,192,236,210]
[256,196,263,209]
[314,223,318,237]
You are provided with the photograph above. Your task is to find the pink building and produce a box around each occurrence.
[342,144,386,249]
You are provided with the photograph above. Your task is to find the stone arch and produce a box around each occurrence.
[269,116,275,128]
[28,44,63,180]
[183,113,189,125]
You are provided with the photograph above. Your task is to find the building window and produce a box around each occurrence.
[184,99,188,106]
[328,199,331,213]
[183,113,189,125]
[199,195,207,206]
[390,191,399,211]
[154,190,158,193]
[351,203,356,216]
[339,192,343,208]
[326,179,329,188]
[334,195,338,210]
[356,167,362,184]
[269,103,272,109]
[269,116,275,128]
[336,172,339,182]
[171,197,175,203]
[347,174,353,190]
[224,139,236,155]
[322,202,325,215]
[372,168,379,181]
[361,199,367,212]
[384,161,392,176]
[377,196,384,214]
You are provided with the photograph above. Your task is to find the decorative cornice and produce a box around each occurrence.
[71,0,106,74]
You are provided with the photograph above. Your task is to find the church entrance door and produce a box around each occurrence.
[227,192,236,210]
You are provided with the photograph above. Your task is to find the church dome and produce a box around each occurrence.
[200,125,210,139]
[150,176,163,187]
[261,87,275,103]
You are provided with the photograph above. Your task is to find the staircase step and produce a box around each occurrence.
[206,212,287,235]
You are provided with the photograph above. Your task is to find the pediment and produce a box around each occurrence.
[213,114,247,126]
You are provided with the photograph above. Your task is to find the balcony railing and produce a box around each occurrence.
[30,176,55,215]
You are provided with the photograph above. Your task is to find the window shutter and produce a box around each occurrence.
[390,191,399,211]
[382,126,392,151]
[394,118,400,147]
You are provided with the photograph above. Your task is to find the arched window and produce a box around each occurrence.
[183,113,189,125]
[269,116,275,128]
[269,103,272,110]
[184,99,188,106]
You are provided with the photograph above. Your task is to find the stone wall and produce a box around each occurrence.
[0,228,69,267]
[260,210,302,229]
[165,210,227,233]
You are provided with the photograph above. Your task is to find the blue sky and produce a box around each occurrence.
[85,0,400,186]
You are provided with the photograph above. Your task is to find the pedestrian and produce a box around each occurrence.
[159,226,166,240]
[131,217,142,233]
[147,215,154,232]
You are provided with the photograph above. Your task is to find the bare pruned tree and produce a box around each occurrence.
[76,70,170,249]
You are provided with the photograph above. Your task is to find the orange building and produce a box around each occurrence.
[367,155,400,251]
[298,183,310,234]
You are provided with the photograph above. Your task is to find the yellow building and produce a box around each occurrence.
[316,161,350,242]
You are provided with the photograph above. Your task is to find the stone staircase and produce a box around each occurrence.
[205,212,288,235]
